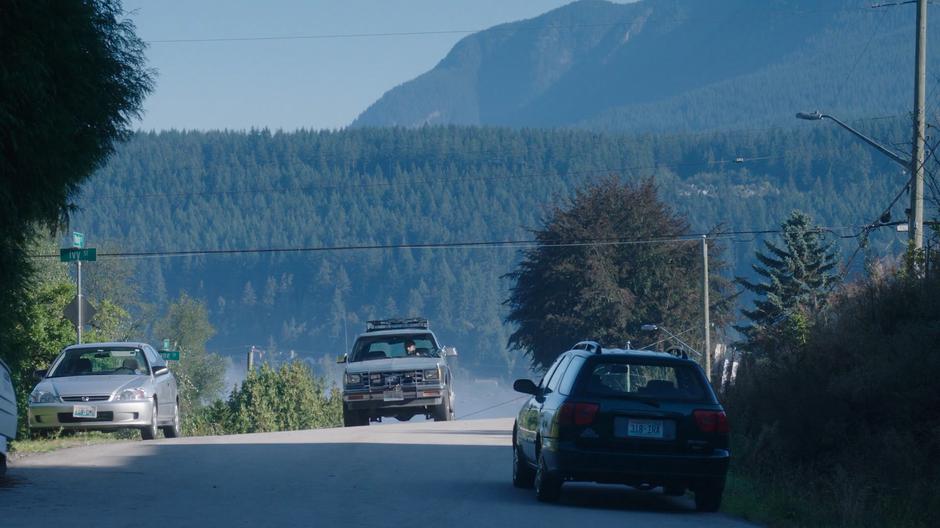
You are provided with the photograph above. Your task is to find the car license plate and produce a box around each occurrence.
[73,405,97,419]
[383,387,404,401]
[626,419,663,438]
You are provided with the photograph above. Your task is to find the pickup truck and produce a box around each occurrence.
[338,318,457,426]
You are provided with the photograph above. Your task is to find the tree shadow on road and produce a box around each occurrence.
[1,440,749,527]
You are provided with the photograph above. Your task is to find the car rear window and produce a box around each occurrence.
[580,359,707,401]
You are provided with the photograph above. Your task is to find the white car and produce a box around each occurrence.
[1,357,15,476]
[28,342,181,440]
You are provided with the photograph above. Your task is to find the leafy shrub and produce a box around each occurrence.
[184,362,342,436]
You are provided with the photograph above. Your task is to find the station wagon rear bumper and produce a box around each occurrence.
[544,440,729,487]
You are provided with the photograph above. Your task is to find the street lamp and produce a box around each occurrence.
[640,324,702,358]
[796,110,921,247]
[795,111,911,169]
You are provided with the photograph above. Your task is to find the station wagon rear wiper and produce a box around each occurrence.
[622,395,661,408]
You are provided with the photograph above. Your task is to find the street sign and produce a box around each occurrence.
[63,296,97,327]
[60,248,96,262]
[159,350,180,361]
[72,232,84,249]
[163,339,171,350]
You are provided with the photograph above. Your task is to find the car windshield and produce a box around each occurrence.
[350,334,439,362]
[49,347,150,377]
[582,359,706,401]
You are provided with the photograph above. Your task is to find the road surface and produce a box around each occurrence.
[0,418,757,527]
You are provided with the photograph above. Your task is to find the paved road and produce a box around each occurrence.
[0,418,757,528]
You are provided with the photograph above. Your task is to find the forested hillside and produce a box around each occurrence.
[354,0,940,133]
[70,123,919,376]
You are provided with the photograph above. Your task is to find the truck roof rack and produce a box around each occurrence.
[366,318,430,332]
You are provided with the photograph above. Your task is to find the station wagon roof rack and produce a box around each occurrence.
[366,318,430,332]
[572,341,602,354]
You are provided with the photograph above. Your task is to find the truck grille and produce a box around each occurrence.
[368,370,424,387]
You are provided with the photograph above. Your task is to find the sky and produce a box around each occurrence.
[124,0,632,132]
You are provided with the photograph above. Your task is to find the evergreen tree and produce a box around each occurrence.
[736,210,840,354]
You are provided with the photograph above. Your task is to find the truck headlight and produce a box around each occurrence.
[345,373,362,385]
[29,390,59,404]
[424,368,441,382]
[116,388,148,401]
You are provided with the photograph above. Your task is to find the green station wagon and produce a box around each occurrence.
[512,341,730,511]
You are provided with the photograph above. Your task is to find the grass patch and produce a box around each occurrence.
[722,470,828,527]
[9,430,136,458]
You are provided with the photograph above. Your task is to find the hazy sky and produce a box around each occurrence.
[124,0,632,132]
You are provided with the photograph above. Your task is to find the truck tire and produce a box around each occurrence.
[343,408,368,427]
[433,392,453,421]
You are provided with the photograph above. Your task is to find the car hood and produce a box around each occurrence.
[345,357,442,374]
[39,375,151,397]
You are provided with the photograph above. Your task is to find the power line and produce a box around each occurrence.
[29,226,895,261]
[144,6,876,45]
[831,6,891,107]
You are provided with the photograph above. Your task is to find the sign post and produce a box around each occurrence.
[159,339,180,361]
[60,233,96,344]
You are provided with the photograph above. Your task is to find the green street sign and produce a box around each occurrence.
[72,232,85,249]
[60,248,96,262]
[159,350,180,361]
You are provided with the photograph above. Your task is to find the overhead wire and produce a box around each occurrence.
[143,5,877,45]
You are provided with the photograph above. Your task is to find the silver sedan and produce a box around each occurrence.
[28,342,181,440]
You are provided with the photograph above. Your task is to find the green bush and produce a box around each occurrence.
[726,266,940,527]
[184,362,342,436]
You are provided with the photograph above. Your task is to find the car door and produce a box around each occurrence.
[519,353,568,461]
[538,354,572,442]
[145,346,171,419]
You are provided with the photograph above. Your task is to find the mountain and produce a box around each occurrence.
[352,0,940,132]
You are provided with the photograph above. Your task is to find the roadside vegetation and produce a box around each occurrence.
[723,219,940,527]
[185,363,342,436]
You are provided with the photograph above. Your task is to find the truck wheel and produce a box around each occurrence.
[433,392,453,421]
[343,409,368,427]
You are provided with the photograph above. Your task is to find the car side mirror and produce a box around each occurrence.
[442,346,458,357]
[153,366,169,376]
[513,378,539,395]
[336,355,347,364]
[34,369,48,381]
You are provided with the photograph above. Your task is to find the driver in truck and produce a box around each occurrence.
[404,339,418,356]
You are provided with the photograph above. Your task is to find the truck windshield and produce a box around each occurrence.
[351,334,439,362]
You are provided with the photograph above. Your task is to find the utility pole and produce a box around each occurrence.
[702,235,711,383]
[77,260,83,344]
[247,345,255,371]
[911,0,928,250]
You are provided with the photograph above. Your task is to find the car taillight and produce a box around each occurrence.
[558,402,599,426]
[693,410,730,434]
